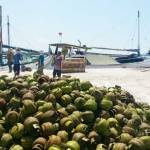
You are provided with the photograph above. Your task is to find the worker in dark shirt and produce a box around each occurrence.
[53,51,62,78]
[37,51,44,74]
[13,48,23,77]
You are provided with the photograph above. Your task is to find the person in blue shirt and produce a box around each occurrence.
[13,48,23,77]
[37,51,44,74]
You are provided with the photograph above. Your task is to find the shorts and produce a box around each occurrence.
[13,64,20,75]
[53,69,61,77]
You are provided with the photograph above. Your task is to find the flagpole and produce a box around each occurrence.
[58,32,62,43]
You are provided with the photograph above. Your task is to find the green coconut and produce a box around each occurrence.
[74,97,86,110]
[8,97,21,109]
[119,133,133,144]
[57,130,68,142]
[100,98,113,110]
[61,86,72,94]
[83,99,97,111]
[80,81,92,91]
[21,136,35,150]
[57,107,69,118]
[23,117,39,134]
[41,110,57,123]
[72,132,89,149]
[29,81,37,86]
[0,133,13,148]
[22,91,35,100]
[69,81,80,90]
[38,102,53,112]
[57,80,68,87]
[0,97,6,109]
[66,140,80,150]
[66,104,77,114]
[128,138,145,150]
[22,99,37,116]
[75,123,89,134]
[26,76,35,83]
[36,100,46,107]
[0,80,6,90]
[105,91,116,101]
[0,124,5,138]
[10,123,24,139]
[110,127,119,138]
[81,111,95,124]
[89,87,103,102]
[35,90,47,100]
[52,88,63,99]
[49,82,58,90]
[48,135,61,146]
[9,144,23,150]
[41,82,50,92]
[107,118,118,127]
[70,90,80,100]
[95,118,110,136]
[139,136,150,150]
[60,94,72,106]
[145,110,150,122]
[5,111,19,126]
[108,143,127,150]
[96,144,107,150]
[45,94,56,106]
[48,145,62,150]
[41,122,59,138]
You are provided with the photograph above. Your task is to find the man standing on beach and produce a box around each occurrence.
[53,51,62,78]
[13,48,23,77]
[7,48,14,73]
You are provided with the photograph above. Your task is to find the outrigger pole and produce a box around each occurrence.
[7,16,10,46]
[0,6,3,65]
[137,10,140,56]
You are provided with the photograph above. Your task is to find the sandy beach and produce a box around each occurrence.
[68,67,150,104]
[0,65,150,104]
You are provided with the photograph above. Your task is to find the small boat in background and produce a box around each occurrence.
[115,54,144,63]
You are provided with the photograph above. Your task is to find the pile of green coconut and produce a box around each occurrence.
[0,73,150,150]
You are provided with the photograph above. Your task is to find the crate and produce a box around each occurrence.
[62,58,85,73]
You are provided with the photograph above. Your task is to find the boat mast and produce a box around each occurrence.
[0,6,2,65]
[7,16,10,46]
[137,10,140,56]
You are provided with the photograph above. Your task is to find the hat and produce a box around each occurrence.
[16,48,20,51]
[40,50,44,54]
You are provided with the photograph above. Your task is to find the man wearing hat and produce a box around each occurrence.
[6,48,14,72]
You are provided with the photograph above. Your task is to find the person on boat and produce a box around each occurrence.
[6,48,14,73]
[37,51,44,74]
[13,48,23,77]
[53,51,63,78]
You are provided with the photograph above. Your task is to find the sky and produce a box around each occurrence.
[0,0,150,53]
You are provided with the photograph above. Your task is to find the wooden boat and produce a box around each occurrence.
[116,11,145,64]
